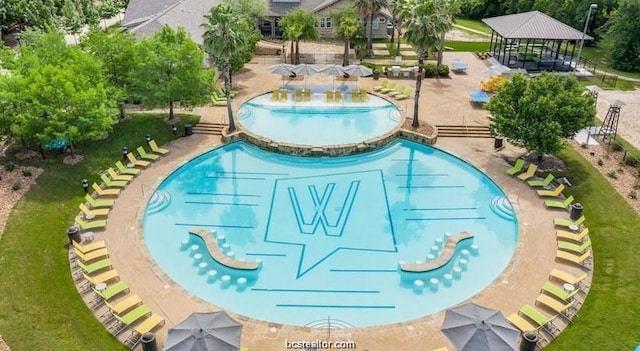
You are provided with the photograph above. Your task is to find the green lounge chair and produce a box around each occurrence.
[528,174,555,187]
[85,194,115,208]
[506,159,525,176]
[517,164,538,180]
[111,304,151,335]
[149,140,169,155]
[75,216,107,230]
[389,86,407,97]
[93,281,129,301]
[116,161,140,175]
[519,304,556,331]
[554,215,585,228]
[75,258,112,276]
[92,182,120,196]
[541,281,580,301]
[544,195,574,209]
[100,174,128,188]
[127,152,151,168]
[558,238,592,253]
[395,89,412,100]
[373,79,389,92]
[556,250,592,266]
[380,82,397,94]
[137,146,160,161]
[537,184,565,197]
[108,168,133,181]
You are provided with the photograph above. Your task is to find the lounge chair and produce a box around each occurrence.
[326,90,335,103]
[544,195,574,209]
[108,168,133,181]
[554,215,585,228]
[537,184,565,197]
[82,269,119,287]
[549,269,588,287]
[125,314,165,348]
[92,183,120,196]
[100,174,128,188]
[105,294,142,317]
[136,146,159,161]
[75,258,112,276]
[303,89,311,102]
[528,174,555,187]
[149,140,169,155]
[93,281,129,301]
[352,91,361,102]
[72,239,106,254]
[380,82,397,94]
[373,79,389,92]
[536,294,574,316]
[79,203,110,217]
[74,247,109,263]
[335,91,343,103]
[360,89,369,102]
[395,89,412,100]
[433,348,450,351]
[111,304,151,335]
[507,313,538,332]
[556,250,592,266]
[557,227,589,242]
[389,86,407,97]
[75,216,107,230]
[270,90,279,102]
[85,194,115,208]
[517,164,538,180]
[127,152,151,168]
[558,238,592,254]
[116,161,140,175]
[294,89,303,102]
[506,159,525,176]
[519,304,557,333]
[279,90,288,102]
[541,281,580,301]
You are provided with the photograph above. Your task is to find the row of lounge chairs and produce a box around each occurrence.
[72,240,164,347]
[372,79,412,100]
[211,87,238,106]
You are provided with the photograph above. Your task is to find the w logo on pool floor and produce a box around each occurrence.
[287,181,360,237]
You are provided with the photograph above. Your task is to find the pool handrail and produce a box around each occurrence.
[188,228,261,271]
[400,231,474,273]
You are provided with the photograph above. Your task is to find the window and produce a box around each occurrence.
[372,17,384,29]
[317,17,332,28]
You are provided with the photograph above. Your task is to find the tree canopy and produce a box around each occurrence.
[279,8,318,64]
[331,6,362,66]
[487,73,595,157]
[608,0,640,72]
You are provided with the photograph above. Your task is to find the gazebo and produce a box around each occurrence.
[482,11,593,72]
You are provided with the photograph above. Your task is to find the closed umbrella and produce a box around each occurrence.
[441,302,518,351]
[343,65,373,90]
[291,64,320,90]
[268,64,295,88]
[321,64,346,91]
[164,311,243,351]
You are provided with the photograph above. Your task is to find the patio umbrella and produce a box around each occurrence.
[343,65,373,90]
[441,302,518,351]
[291,64,320,90]
[321,64,345,91]
[164,311,243,351]
[268,63,295,88]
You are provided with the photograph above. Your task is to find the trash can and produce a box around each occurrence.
[67,226,81,244]
[140,332,158,351]
[570,203,583,220]
[184,124,193,136]
[520,332,538,351]
[494,137,504,149]
[373,70,379,80]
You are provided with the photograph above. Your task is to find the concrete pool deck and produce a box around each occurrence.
[85,52,592,350]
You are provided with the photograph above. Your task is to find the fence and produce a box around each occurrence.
[251,53,355,65]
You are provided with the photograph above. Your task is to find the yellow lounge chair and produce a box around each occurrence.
[149,140,169,155]
[72,239,106,254]
[352,91,361,102]
[380,82,397,94]
[82,269,119,286]
[507,313,538,332]
[549,269,588,287]
[270,90,279,102]
[388,86,407,97]
[360,89,369,101]
[108,168,133,181]
[517,164,538,180]
[303,89,311,102]
[556,250,591,266]
[105,294,142,316]
[279,90,288,102]
[395,89,412,100]
[373,79,389,92]
[125,314,165,347]
[79,203,110,217]
[556,227,589,242]
[536,294,574,316]
[326,90,335,103]
[294,89,303,102]
[92,183,120,196]
[335,91,343,103]
[74,247,109,263]
[537,184,565,197]
[127,152,150,168]
[136,146,159,161]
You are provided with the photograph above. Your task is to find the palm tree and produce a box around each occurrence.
[434,0,459,75]
[202,4,248,133]
[331,6,361,66]
[355,0,389,57]
[279,8,318,65]
[390,0,408,56]
[402,0,441,127]
[353,0,371,56]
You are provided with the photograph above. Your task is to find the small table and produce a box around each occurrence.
[95,283,107,292]
[563,283,576,292]
[568,224,579,232]
[82,231,95,242]
[85,213,95,220]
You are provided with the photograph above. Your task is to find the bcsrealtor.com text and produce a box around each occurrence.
[285,339,357,349]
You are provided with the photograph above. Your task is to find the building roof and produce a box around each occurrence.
[482,11,593,40]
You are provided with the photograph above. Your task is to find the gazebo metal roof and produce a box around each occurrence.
[482,11,593,40]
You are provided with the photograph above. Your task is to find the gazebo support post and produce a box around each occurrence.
[489,31,495,54]
[522,39,530,69]
[501,37,508,65]
[569,43,577,70]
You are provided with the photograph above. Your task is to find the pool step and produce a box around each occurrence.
[192,122,227,135]
[435,125,491,138]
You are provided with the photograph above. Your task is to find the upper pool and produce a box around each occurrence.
[237,93,402,146]
[143,140,518,327]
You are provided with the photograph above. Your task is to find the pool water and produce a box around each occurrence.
[143,140,518,327]
[237,93,401,146]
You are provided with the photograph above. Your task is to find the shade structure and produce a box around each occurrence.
[164,311,243,351]
[441,303,518,351]
[268,63,295,88]
[321,64,346,90]
[343,65,373,90]
[292,64,321,90]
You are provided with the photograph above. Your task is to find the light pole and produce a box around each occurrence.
[575,3,598,71]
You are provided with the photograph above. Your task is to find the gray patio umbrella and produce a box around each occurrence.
[441,302,518,351]
[321,64,346,91]
[291,64,320,89]
[164,311,243,351]
[342,65,373,90]
[268,63,295,88]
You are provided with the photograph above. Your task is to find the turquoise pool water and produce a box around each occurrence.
[143,140,518,327]
[237,93,401,146]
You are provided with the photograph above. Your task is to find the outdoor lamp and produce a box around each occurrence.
[575,3,598,70]
[122,146,129,160]
[145,134,152,144]
[171,124,178,136]
[82,179,89,194]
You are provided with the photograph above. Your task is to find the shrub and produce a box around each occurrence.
[611,142,624,152]
[630,190,637,199]
[437,64,450,77]
[22,169,32,177]
[11,182,21,191]
[4,162,15,171]
[597,158,604,166]
[634,178,640,189]
[624,155,639,167]
[423,63,436,78]
[607,170,617,179]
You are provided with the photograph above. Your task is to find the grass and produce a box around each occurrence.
[545,146,640,350]
[0,113,200,350]
[576,74,639,91]
[444,41,490,52]
[453,18,492,35]
[580,44,640,81]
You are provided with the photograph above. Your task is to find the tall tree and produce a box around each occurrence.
[402,0,441,127]
[355,0,389,57]
[331,6,361,66]
[61,0,83,44]
[608,0,640,72]
[389,0,409,55]
[131,26,212,121]
[434,0,460,75]
[202,4,260,132]
[487,73,595,159]
[97,0,121,31]
[278,8,318,64]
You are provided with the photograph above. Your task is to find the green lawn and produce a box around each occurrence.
[0,113,199,350]
[580,44,640,81]
[545,146,640,350]
[445,41,490,52]
[453,18,492,34]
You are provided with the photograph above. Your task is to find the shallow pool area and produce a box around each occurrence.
[143,139,518,327]
[237,93,401,146]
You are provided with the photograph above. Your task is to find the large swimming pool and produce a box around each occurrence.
[143,140,518,327]
[237,93,401,146]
